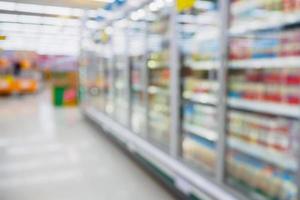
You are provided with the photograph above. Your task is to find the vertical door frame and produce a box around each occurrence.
[141,20,150,138]
[169,2,181,158]
[124,22,132,128]
[216,0,230,183]
[144,19,151,141]
[78,10,89,104]
[108,30,116,118]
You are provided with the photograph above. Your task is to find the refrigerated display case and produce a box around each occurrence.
[226,1,300,199]
[128,19,148,136]
[104,42,115,117]
[179,0,220,174]
[80,26,116,116]
[112,21,130,126]
[80,1,300,200]
[146,5,172,149]
[96,53,110,112]
[83,51,102,109]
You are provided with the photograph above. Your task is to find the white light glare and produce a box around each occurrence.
[0,14,17,22]
[93,0,114,2]
[149,0,165,12]
[0,2,16,11]
[115,19,128,28]
[194,1,214,10]
[105,26,113,35]
[15,3,44,13]
[130,9,146,21]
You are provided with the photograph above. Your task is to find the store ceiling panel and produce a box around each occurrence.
[1,0,107,9]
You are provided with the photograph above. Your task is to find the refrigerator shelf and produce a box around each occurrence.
[228,137,297,171]
[230,12,300,35]
[183,123,217,142]
[229,57,300,69]
[228,98,300,118]
[184,59,219,70]
[183,93,218,106]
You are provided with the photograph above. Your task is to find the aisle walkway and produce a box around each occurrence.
[0,92,175,200]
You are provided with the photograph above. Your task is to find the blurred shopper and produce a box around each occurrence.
[13,60,21,76]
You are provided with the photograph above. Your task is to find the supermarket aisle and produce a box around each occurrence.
[0,92,175,200]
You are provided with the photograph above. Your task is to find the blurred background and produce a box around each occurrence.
[1,1,300,200]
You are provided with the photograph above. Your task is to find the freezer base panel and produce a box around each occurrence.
[81,106,240,200]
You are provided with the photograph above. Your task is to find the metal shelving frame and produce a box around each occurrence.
[80,0,300,200]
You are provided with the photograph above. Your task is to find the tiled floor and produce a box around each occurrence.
[0,92,175,200]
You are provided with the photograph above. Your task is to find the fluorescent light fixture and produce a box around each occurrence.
[93,0,114,2]
[72,8,84,17]
[0,2,16,11]
[114,18,128,28]
[87,20,98,29]
[149,0,165,12]
[105,26,113,34]
[1,23,19,32]
[43,17,63,26]
[194,1,214,10]
[0,14,17,22]
[130,9,146,21]
[149,2,159,12]
[130,12,139,21]
[15,3,44,13]
[64,19,80,27]
[127,0,140,7]
[137,9,146,18]
[97,9,114,18]
[44,6,71,16]
[88,10,98,18]
[18,15,41,24]
[0,3,82,55]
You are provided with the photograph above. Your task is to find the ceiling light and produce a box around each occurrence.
[93,0,115,3]
[0,2,16,11]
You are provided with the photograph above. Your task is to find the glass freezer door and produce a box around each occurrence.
[179,0,220,175]
[97,56,110,113]
[112,22,130,126]
[82,50,101,109]
[128,20,147,137]
[104,42,115,117]
[146,4,172,150]
[225,1,299,199]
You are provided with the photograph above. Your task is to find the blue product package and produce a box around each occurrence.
[252,36,279,59]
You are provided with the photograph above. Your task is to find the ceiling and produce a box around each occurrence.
[1,0,107,9]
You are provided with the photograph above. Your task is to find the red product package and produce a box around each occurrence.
[283,0,295,12]
[296,0,300,10]
[280,31,293,57]
[264,84,283,103]
[285,69,300,85]
[285,86,300,105]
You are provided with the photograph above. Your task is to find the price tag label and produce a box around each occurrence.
[177,0,196,12]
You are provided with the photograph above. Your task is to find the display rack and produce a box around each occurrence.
[226,1,300,199]
[80,0,300,200]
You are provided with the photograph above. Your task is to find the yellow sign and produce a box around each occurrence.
[0,36,6,40]
[100,31,110,44]
[177,0,196,12]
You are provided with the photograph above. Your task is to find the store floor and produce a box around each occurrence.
[0,92,175,200]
